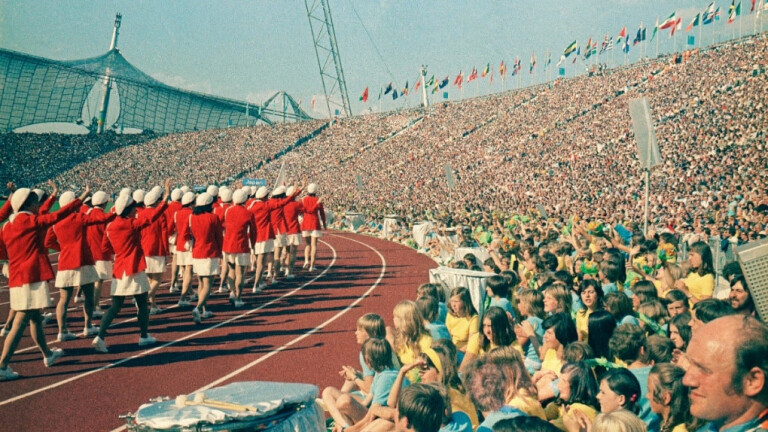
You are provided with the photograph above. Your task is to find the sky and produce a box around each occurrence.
[1,0,765,127]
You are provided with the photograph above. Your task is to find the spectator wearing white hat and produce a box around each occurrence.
[84,190,113,318]
[213,187,232,293]
[0,183,89,380]
[93,179,171,353]
[44,190,115,341]
[301,182,326,272]
[282,185,304,279]
[173,191,197,307]
[166,188,184,293]
[189,193,223,323]
[222,188,255,308]
[138,189,169,315]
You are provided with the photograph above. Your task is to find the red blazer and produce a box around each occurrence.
[173,206,193,252]
[213,203,230,221]
[222,205,255,254]
[1,199,81,287]
[137,206,169,257]
[45,209,115,271]
[247,200,275,242]
[301,196,326,231]
[283,200,304,235]
[0,198,11,223]
[104,201,168,279]
[85,207,114,261]
[189,212,223,259]
[165,201,183,236]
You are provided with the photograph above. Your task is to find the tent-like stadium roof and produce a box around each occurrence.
[0,48,313,133]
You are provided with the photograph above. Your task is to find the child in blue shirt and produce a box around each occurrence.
[486,275,515,321]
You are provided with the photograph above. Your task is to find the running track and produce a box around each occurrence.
[0,232,437,431]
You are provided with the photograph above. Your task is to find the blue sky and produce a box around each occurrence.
[1,0,764,122]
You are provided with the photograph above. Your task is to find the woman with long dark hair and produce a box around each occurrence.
[673,241,715,304]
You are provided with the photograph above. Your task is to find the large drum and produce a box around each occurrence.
[124,381,324,431]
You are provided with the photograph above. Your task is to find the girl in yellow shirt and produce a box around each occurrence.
[387,300,433,383]
[648,363,696,432]
[444,287,479,353]
[673,241,715,305]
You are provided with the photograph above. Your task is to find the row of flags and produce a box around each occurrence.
[359,0,768,103]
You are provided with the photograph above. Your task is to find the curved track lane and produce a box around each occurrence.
[0,232,437,431]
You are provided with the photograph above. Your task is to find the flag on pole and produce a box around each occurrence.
[651,18,659,40]
[392,89,398,100]
[563,40,578,57]
[439,76,449,88]
[514,57,522,74]
[659,12,678,29]
[426,75,435,87]
[529,52,536,73]
[633,24,646,44]
[384,83,393,95]
[623,35,630,53]
[274,162,286,188]
[402,81,409,96]
[618,27,627,38]
[685,13,700,31]
[750,0,755,13]
[499,60,507,77]
[670,17,682,35]
[311,95,316,110]
[359,87,369,102]
[413,79,421,93]
[572,47,580,63]
[545,50,551,67]
[728,0,741,23]
[584,37,593,58]
[454,71,463,88]
[481,63,490,77]
[467,67,478,82]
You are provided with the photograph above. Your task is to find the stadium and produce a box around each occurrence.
[1,1,767,431]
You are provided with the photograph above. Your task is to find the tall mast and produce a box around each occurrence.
[97,13,121,133]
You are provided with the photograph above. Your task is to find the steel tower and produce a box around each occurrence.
[96,13,120,133]
[304,0,352,118]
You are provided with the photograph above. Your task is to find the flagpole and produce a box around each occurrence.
[655,18,660,58]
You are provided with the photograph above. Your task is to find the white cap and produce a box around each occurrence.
[255,186,268,199]
[308,183,318,194]
[219,188,233,203]
[272,186,286,196]
[206,185,219,197]
[91,191,108,206]
[132,189,145,204]
[180,186,191,194]
[150,185,162,195]
[58,191,76,208]
[144,190,161,207]
[286,186,296,196]
[232,189,248,204]
[181,191,196,206]
[171,188,183,202]
[10,188,32,212]
[196,192,214,207]
[114,194,134,216]
[119,187,131,197]
[249,186,258,196]
[33,188,45,200]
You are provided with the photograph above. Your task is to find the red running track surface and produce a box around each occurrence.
[0,232,437,431]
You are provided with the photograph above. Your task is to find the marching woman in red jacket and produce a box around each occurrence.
[92,180,170,354]
[222,189,255,308]
[173,192,196,306]
[45,191,115,341]
[282,185,304,279]
[213,187,232,294]
[189,193,223,323]
[301,183,326,272]
[0,185,89,380]
[166,188,184,293]
[84,191,114,319]
[137,189,169,315]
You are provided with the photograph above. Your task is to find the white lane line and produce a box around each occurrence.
[108,233,386,432]
[0,241,337,407]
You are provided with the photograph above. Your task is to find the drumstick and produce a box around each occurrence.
[174,394,256,412]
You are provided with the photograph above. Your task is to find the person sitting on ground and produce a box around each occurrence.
[394,383,444,432]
